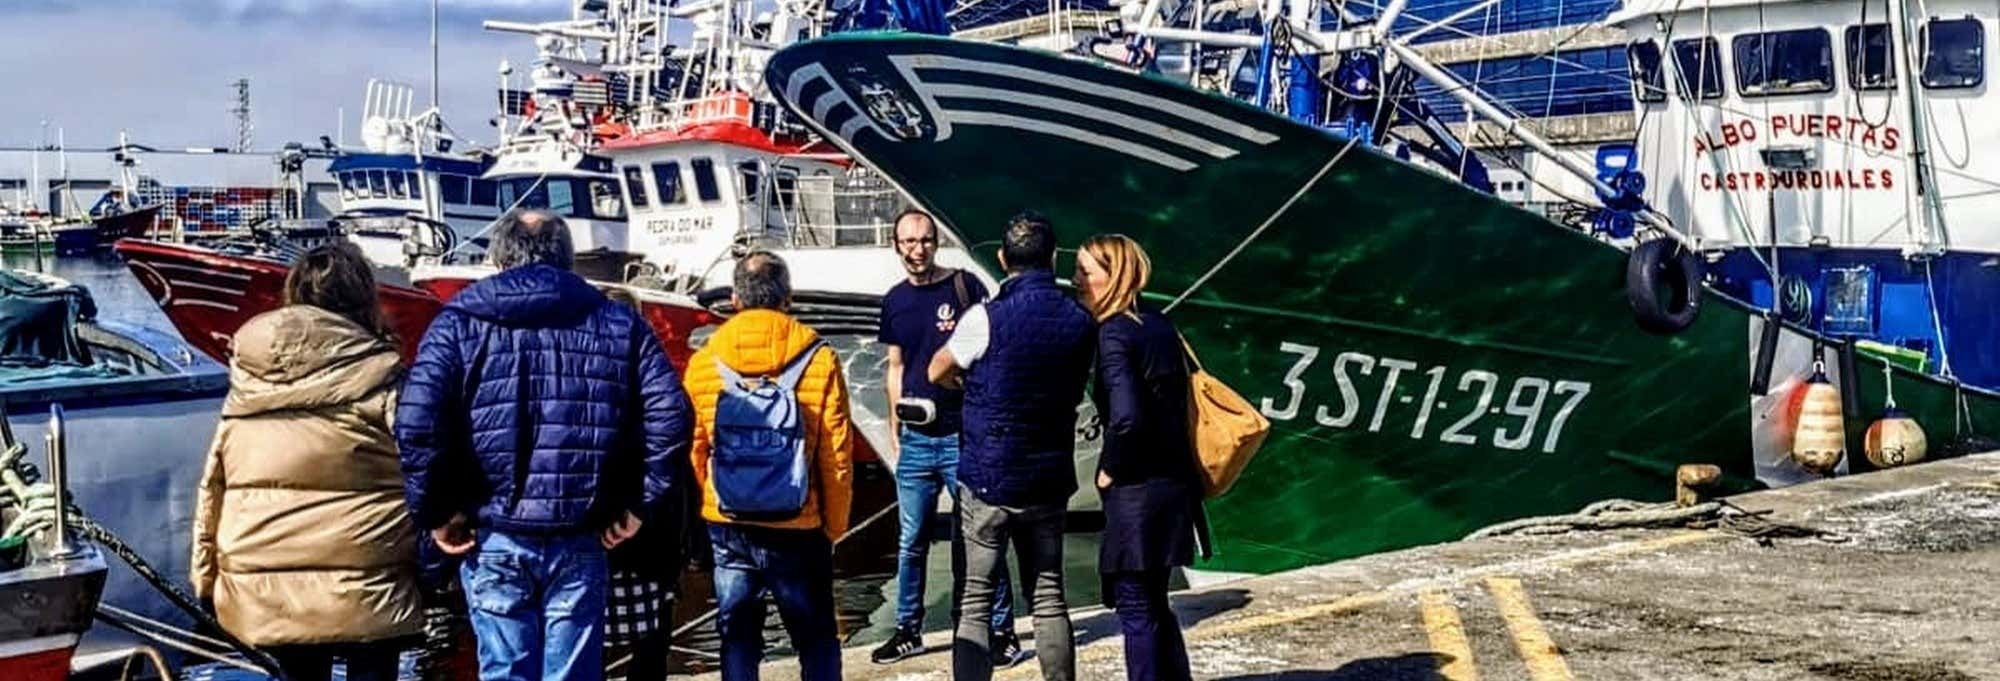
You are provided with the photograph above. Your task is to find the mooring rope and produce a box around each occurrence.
[1466,498,1847,544]
[1165,134,1363,313]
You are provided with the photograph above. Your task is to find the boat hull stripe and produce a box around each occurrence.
[148,262,252,282]
[928,83,1240,159]
[889,53,1280,145]
[944,110,1197,170]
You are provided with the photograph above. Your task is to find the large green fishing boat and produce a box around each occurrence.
[763,35,2000,576]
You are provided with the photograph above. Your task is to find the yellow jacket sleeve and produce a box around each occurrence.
[813,349,855,542]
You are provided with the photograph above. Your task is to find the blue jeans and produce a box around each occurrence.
[459,530,608,681]
[894,428,1016,633]
[710,524,841,681]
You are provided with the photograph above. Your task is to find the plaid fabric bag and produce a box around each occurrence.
[604,569,669,645]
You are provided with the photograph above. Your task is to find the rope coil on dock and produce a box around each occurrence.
[1466,498,1848,545]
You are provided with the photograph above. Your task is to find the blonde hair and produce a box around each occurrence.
[1079,234,1151,322]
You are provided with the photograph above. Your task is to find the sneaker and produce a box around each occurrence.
[870,627,925,664]
[991,630,1029,669]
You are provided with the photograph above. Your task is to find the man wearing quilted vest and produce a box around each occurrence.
[930,211,1097,681]
[682,251,855,681]
[396,209,693,681]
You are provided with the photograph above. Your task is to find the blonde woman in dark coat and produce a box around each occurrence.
[1074,234,1200,681]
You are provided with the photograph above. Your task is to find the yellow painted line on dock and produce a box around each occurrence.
[1419,591,1481,681]
[1484,577,1575,681]
[1002,531,1717,678]
[1190,531,1714,640]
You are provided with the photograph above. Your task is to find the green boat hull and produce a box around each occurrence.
[765,35,2000,575]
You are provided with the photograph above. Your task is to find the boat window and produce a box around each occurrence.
[1845,24,1896,90]
[389,170,409,199]
[1734,29,1833,96]
[442,174,470,204]
[774,170,799,213]
[738,161,761,203]
[367,170,389,198]
[1628,41,1667,102]
[471,179,497,206]
[691,157,722,203]
[546,180,575,216]
[1922,18,1983,89]
[623,166,651,208]
[587,178,625,220]
[340,172,363,200]
[1671,38,1725,100]
[652,162,687,205]
[492,177,627,220]
[406,172,423,200]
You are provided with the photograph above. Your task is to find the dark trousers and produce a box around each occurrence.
[1108,570,1190,681]
[609,628,670,681]
[267,641,403,681]
[709,524,841,681]
[954,487,1074,681]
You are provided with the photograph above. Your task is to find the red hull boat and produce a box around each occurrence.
[112,239,719,370]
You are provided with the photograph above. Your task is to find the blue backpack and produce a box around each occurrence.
[710,340,827,521]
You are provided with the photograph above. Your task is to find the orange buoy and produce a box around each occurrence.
[1790,367,1845,475]
[1865,407,1927,468]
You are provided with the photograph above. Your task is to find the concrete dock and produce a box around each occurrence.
[708,452,2000,680]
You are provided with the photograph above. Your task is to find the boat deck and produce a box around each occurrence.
[722,452,2000,680]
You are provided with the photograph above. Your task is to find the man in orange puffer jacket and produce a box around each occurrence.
[682,250,854,681]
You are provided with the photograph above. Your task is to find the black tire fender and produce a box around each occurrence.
[1626,238,1704,335]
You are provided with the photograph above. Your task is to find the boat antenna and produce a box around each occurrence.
[431,0,441,110]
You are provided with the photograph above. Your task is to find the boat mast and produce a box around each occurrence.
[1885,0,1943,254]
[117,130,138,210]
[432,0,441,111]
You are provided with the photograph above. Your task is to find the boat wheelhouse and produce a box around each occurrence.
[1612,0,2000,390]
[328,80,500,268]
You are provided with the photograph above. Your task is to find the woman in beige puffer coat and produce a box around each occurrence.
[191,243,420,681]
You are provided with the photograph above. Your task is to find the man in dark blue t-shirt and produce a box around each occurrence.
[870,209,1022,667]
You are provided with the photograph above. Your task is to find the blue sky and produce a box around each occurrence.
[0,1,572,150]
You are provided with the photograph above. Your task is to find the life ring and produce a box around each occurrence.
[1625,238,1704,335]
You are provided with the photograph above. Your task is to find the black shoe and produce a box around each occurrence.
[991,630,1029,669]
[870,627,925,664]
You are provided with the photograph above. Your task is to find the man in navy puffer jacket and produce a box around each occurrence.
[397,209,692,681]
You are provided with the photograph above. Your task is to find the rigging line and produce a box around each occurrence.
[1756,0,1780,284]
[1345,0,1615,74]
[1657,0,1774,277]
[1922,257,1954,378]
[1457,0,1498,180]
[1854,0,1896,128]
[1166,134,1364,313]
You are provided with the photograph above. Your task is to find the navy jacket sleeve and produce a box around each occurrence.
[397,310,468,531]
[633,321,694,522]
[1097,320,1146,481]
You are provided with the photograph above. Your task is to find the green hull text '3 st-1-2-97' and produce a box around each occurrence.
[763,34,2000,576]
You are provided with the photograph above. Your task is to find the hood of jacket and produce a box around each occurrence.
[705,308,825,374]
[445,264,606,328]
[223,305,402,417]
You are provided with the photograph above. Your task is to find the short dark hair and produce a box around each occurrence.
[1001,210,1056,272]
[893,209,936,240]
[487,209,574,270]
[734,250,792,310]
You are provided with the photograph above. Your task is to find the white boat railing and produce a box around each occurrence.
[766,171,905,249]
[632,92,757,133]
